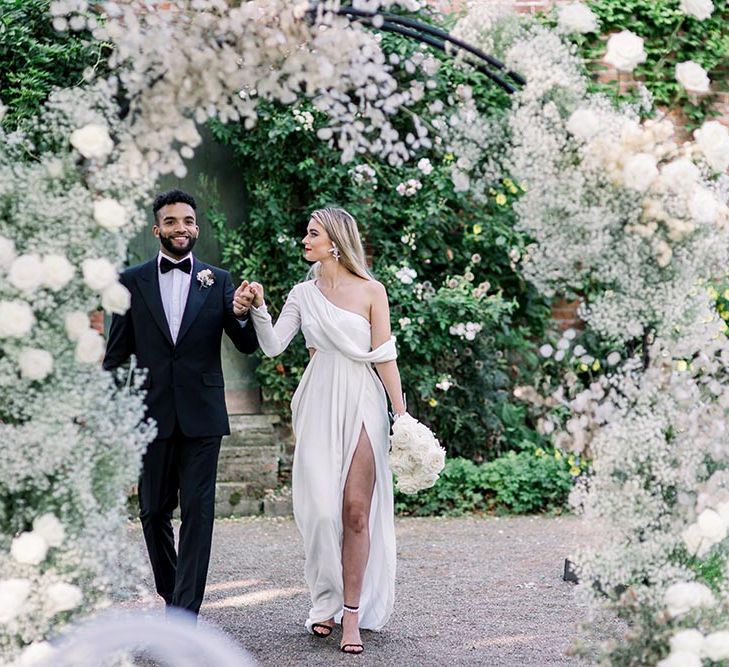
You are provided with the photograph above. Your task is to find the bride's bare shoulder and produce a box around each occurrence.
[364,279,388,302]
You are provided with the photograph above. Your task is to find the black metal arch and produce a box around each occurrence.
[322,6,526,94]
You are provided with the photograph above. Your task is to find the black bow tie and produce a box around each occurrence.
[160,256,192,274]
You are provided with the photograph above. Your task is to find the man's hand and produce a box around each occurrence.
[233,280,254,318]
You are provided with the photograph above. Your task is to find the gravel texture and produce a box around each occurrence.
[121,515,622,666]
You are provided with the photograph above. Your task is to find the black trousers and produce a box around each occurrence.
[138,422,221,615]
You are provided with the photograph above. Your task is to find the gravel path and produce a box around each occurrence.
[121,515,622,666]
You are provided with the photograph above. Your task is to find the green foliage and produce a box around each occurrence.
[394,448,581,516]
[0,0,110,129]
[208,28,553,459]
[573,0,728,128]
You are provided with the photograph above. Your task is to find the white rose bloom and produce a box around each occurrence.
[566,108,601,141]
[622,153,658,192]
[70,123,114,160]
[539,344,554,358]
[679,0,714,20]
[657,652,701,667]
[11,532,49,565]
[46,582,83,615]
[694,121,729,172]
[33,514,65,547]
[697,507,728,543]
[715,500,729,524]
[669,629,704,655]
[18,348,54,381]
[675,61,710,93]
[423,447,446,476]
[557,2,599,33]
[82,257,118,291]
[688,187,720,224]
[703,632,729,660]
[75,329,105,364]
[606,351,621,366]
[42,254,75,291]
[682,523,708,556]
[664,581,715,617]
[0,234,16,267]
[0,300,35,338]
[661,158,700,193]
[93,198,128,231]
[101,282,131,315]
[17,641,54,667]
[64,311,90,341]
[604,30,647,72]
[9,254,45,292]
[0,579,32,623]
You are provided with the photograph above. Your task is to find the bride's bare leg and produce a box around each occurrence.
[340,426,375,652]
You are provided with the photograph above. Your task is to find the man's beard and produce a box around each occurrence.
[160,234,197,258]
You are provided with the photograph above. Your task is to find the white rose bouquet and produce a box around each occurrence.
[389,413,446,494]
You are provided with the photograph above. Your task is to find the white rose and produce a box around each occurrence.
[715,500,729,524]
[661,158,700,193]
[622,153,658,192]
[557,2,599,33]
[42,254,75,291]
[697,507,728,543]
[657,652,701,667]
[423,447,446,476]
[669,629,704,655]
[682,523,709,556]
[664,581,715,617]
[75,329,105,364]
[604,30,647,72]
[17,641,54,667]
[0,300,35,338]
[101,281,131,315]
[566,108,601,141]
[46,582,83,615]
[9,254,45,292]
[675,61,710,94]
[93,198,128,231]
[703,632,729,660]
[0,579,32,623]
[33,514,65,547]
[18,348,54,381]
[70,123,114,160]
[0,234,16,267]
[694,121,729,173]
[688,187,720,224]
[82,257,118,291]
[11,532,49,565]
[539,344,554,358]
[64,311,91,341]
[679,0,714,20]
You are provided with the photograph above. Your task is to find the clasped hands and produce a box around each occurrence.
[232,280,265,318]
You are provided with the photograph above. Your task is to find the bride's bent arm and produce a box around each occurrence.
[248,286,301,357]
[370,282,407,416]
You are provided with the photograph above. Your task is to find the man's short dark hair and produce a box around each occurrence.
[152,189,197,222]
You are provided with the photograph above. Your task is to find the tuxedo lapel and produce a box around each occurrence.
[136,258,174,347]
[176,258,213,346]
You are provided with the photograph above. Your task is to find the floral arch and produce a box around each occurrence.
[1,1,728,665]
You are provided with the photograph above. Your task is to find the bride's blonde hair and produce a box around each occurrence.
[308,207,371,281]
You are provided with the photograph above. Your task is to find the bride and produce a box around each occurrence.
[245,207,406,654]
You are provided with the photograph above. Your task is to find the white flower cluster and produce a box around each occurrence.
[0,82,154,662]
[389,413,445,494]
[659,626,729,667]
[349,163,378,188]
[449,322,482,340]
[395,266,417,284]
[396,178,423,197]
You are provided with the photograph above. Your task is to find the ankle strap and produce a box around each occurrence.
[343,604,359,614]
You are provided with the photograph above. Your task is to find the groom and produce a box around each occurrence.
[103,189,258,615]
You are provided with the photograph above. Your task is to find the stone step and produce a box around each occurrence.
[215,482,263,517]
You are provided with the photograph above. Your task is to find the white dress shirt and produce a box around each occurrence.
[158,251,193,343]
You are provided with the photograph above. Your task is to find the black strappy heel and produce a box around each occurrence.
[340,604,364,655]
[311,621,334,638]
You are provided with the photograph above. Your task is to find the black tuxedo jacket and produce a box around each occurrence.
[102,256,258,439]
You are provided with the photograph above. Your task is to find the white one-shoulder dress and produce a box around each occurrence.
[249,279,397,631]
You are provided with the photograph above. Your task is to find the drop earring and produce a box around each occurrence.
[329,244,341,261]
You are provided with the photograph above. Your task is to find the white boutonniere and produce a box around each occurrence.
[196,268,215,290]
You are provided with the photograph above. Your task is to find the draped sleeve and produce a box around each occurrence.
[249,285,302,357]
